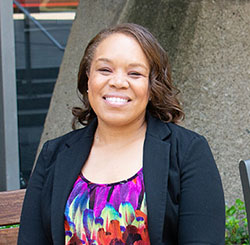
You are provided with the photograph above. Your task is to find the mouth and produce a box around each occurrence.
[103,95,131,105]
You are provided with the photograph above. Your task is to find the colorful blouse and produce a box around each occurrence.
[64,168,150,245]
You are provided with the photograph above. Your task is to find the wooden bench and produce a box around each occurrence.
[0,189,26,245]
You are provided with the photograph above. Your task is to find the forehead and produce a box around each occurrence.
[92,33,148,64]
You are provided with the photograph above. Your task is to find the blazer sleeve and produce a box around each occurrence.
[178,136,225,244]
[18,141,51,245]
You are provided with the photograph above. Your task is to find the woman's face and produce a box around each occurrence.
[87,33,150,127]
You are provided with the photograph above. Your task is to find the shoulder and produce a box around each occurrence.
[167,122,217,175]
[165,122,212,166]
[38,124,93,166]
[146,114,209,155]
[43,118,97,154]
[147,112,204,143]
[147,114,210,164]
[43,127,84,152]
[33,129,81,172]
[167,122,206,144]
[46,127,86,147]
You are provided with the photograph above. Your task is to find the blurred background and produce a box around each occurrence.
[13,0,78,187]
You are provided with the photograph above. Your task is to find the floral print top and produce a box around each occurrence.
[64,168,150,245]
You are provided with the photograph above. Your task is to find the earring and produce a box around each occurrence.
[87,90,89,93]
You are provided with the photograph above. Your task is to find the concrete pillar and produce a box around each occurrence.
[0,0,20,190]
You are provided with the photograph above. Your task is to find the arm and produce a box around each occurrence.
[18,141,51,245]
[178,136,225,244]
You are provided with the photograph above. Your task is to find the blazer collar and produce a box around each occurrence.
[51,114,171,244]
[143,113,171,244]
[145,111,171,140]
[51,119,97,244]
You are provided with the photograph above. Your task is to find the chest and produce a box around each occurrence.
[81,138,144,184]
[64,169,150,244]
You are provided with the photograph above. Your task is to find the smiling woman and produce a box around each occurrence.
[18,23,225,245]
[73,24,184,127]
[87,33,150,128]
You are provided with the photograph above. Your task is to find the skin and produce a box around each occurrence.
[82,33,150,184]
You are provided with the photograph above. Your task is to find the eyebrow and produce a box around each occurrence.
[128,63,149,71]
[96,58,111,63]
[95,58,149,71]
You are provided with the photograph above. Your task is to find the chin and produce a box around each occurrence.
[97,111,146,127]
[101,116,130,127]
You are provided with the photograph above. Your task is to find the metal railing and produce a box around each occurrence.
[13,0,65,51]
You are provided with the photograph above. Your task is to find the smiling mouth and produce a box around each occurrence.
[103,96,131,105]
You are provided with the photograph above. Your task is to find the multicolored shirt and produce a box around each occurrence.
[64,168,150,245]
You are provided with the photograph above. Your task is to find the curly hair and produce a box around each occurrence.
[72,23,184,128]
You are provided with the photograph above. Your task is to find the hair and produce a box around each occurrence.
[72,23,184,129]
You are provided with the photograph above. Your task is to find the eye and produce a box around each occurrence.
[98,68,112,74]
[128,71,142,78]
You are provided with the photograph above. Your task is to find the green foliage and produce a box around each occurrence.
[0,224,19,229]
[226,199,249,244]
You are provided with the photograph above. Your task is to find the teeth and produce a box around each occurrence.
[105,97,128,104]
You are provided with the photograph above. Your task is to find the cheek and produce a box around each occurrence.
[87,79,96,104]
[88,72,106,91]
[87,76,105,109]
[87,76,99,93]
[137,81,150,100]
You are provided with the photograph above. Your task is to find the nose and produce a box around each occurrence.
[109,72,129,89]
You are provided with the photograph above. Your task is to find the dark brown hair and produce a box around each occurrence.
[72,23,184,128]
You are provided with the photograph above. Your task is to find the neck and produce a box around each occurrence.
[94,117,147,146]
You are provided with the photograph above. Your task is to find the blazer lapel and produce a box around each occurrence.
[51,120,97,244]
[143,114,171,244]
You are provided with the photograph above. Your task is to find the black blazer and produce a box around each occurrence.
[18,114,225,245]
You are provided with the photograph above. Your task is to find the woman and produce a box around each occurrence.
[18,23,225,245]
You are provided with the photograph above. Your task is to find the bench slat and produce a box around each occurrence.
[0,227,19,245]
[0,189,26,226]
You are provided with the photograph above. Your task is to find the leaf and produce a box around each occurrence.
[225,199,249,243]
